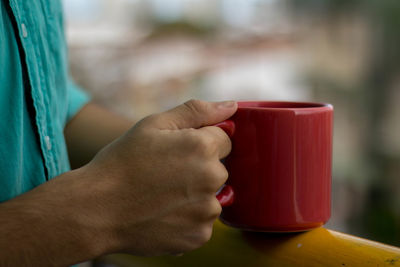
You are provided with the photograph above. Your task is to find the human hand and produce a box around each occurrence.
[79,100,237,256]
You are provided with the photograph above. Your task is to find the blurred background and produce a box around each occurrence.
[63,0,400,265]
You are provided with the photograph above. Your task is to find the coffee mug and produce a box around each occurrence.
[216,101,333,232]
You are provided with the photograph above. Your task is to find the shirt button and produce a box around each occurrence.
[44,136,52,151]
[21,23,28,38]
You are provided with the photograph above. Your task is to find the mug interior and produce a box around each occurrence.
[238,101,329,109]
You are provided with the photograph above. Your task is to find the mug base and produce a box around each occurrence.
[218,218,325,233]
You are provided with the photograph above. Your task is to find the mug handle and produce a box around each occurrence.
[214,120,235,207]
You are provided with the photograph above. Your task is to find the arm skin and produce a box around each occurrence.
[0,100,237,267]
[0,103,132,266]
[64,102,134,169]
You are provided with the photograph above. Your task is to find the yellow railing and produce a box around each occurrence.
[100,220,400,267]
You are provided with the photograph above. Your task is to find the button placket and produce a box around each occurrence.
[21,23,28,38]
[44,135,52,151]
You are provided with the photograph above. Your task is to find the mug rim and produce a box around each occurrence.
[237,101,333,111]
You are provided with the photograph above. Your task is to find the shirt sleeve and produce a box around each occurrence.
[66,78,91,122]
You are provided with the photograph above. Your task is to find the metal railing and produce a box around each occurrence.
[100,220,400,267]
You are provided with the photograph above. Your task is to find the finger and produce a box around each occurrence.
[202,161,229,192]
[149,99,237,130]
[197,126,232,159]
[214,161,229,189]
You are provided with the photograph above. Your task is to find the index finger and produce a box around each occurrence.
[197,126,232,159]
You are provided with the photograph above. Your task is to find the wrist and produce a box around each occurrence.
[0,167,115,266]
[61,167,117,257]
[67,165,124,256]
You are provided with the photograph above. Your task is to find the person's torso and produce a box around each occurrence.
[0,0,72,202]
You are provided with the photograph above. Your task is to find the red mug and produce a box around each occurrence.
[216,101,333,232]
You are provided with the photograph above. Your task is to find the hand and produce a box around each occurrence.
[79,100,237,256]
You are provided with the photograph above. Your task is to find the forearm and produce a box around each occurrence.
[0,105,132,266]
[0,168,115,267]
[64,103,133,169]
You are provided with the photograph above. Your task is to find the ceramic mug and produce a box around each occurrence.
[216,101,333,232]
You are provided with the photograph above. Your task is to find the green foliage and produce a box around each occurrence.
[288,0,363,14]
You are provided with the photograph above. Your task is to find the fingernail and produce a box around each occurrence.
[217,101,236,109]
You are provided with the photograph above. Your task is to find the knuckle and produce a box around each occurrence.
[190,198,221,224]
[209,198,222,218]
[185,131,216,157]
[139,113,161,128]
[178,226,212,252]
[184,99,204,115]
[224,136,232,152]
[199,225,213,244]
[196,133,211,147]
[216,165,229,183]
[200,198,222,218]
[183,128,200,142]
[201,163,229,189]
[195,134,217,156]
[199,165,219,185]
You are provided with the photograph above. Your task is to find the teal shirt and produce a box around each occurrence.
[0,0,90,202]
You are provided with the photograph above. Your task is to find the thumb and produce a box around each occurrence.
[150,99,237,130]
